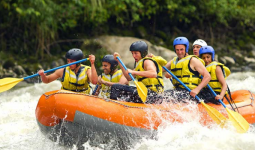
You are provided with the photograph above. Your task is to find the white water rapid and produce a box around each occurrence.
[0,72,255,150]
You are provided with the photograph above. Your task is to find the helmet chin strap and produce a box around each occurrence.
[71,63,80,73]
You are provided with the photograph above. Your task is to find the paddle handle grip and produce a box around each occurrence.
[92,84,99,95]
[116,57,136,81]
[200,76,227,108]
[163,66,201,101]
[23,58,89,80]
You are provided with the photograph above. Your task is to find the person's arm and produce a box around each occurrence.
[128,59,157,78]
[113,52,132,81]
[163,60,172,72]
[190,57,211,97]
[118,74,129,85]
[215,66,227,100]
[87,55,98,84]
[38,68,63,83]
[163,60,173,78]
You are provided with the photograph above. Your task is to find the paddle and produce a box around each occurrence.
[92,84,99,95]
[0,58,89,93]
[205,82,250,133]
[116,56,148,103]
[163,66,228,127]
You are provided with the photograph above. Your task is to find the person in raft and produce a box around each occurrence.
[111,41,167,104]
[165,39,208,81]
[94,54,129,98]
[163,37,211,103]
[192,39,207,57]
[38,48,98,94]
[199,46,231,104]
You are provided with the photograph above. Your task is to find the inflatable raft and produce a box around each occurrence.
[35,90,255,148]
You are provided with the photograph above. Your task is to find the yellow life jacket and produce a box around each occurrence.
[197,57,205,84]
[101,69,123,98]
[206,61,231,93]
[170,55,201,90]
[134,57,165,93]
[61,64,91,94]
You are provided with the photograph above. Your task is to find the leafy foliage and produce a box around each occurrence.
[1,0,255,61]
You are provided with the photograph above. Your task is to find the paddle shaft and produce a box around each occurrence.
[163,66,201,102]
[23,58,89,80]
[92,84,99,95]
[200,76,226,107]
[116,57,136,81]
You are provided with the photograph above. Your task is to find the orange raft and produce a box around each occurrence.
[35,89,255,144]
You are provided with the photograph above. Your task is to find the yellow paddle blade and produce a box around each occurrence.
[134,81,148,103]
[226,108,250,133]
[0,78,24,93]
[201,101,228,128]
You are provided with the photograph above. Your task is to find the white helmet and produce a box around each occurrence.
[193,39,207,47]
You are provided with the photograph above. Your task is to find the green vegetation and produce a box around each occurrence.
[1,0,255,73]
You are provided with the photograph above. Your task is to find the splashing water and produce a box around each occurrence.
[0,72,255,150]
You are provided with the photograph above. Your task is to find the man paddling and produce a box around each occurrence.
[164,37,211,102]
[38,48,98,94]
[94,54,128,98]
[111,41,167,103]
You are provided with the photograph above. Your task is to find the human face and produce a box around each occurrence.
[201,54,212,66]
[193,45,202,56]
[131,51,142,62]
[102,62,111,75]
[67,59,77,70]
[175,45,186,59]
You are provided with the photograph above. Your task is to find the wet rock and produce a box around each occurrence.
[219,57,227,65]
[13,65,27,76]
[248,63,255,70]
[244,57,255,63]
[95,35,176,68]
[4,69,17,77]
[3,60,15,69]
[0,65,3,78]
[223,56,235,64]
[51,61,59,68]
[214,54,219,62]
[234,51,243,58]
[230,66,242,72]
[241,66,252,72]
[57,58,65,66]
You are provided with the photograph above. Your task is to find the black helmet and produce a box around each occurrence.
[65,48,83,60]
[130,41,148,58]
[102,55,118,71]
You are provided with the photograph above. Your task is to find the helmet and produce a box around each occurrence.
[199,46,215,61]
[173,37,189,53]
[130,41,148,58]
[193,39,207,47]
[65,48,83,60]
[102,55,118,71]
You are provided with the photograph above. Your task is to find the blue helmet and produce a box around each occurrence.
[173,37,189,53]
[199,46,215,61]
[102,55,118,71]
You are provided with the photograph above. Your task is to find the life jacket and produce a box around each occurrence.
[134,57,165,93]
[197,58,205,84]
[206,61,231,93]
[61,64,91,94]
[170,55,202,90]
[101,69,123,98]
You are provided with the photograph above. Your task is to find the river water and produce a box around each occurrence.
[0,72,255,150]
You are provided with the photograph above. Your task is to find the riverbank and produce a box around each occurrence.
[1,36,255,81]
